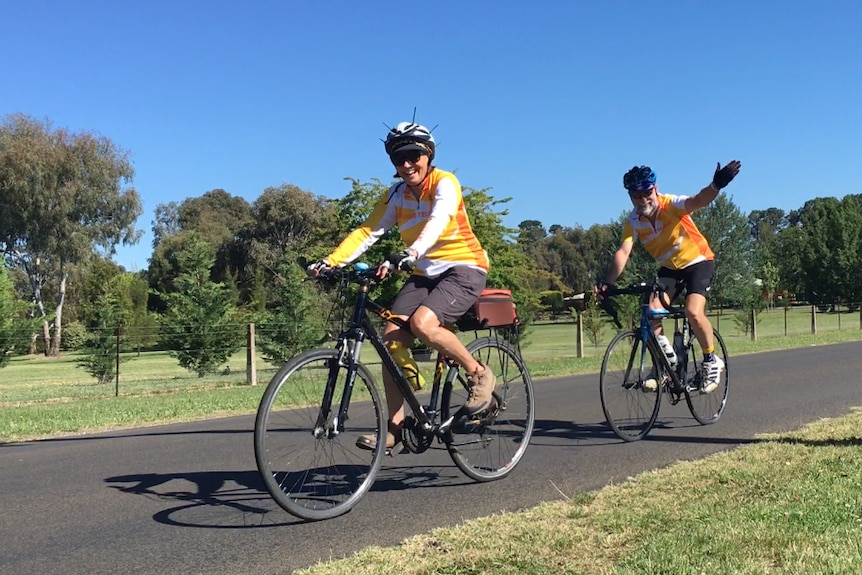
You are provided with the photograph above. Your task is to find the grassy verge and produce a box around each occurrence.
[295,409,862,575]
[2,315,862,443]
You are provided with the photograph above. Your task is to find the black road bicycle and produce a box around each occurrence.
[254,261,535,521]
[598,282,729,442]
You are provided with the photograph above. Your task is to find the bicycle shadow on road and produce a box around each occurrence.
[529,418,775,448]
[105,463,474,528]
[105,469,300,529]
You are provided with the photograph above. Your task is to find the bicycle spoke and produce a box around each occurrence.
[254,349,386,521]
[442,336,535,481]
[600,331,662,441]
[685,329,729,424]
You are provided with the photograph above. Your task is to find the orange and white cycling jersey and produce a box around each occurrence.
[326,168,489,277]
[622,193,714,270]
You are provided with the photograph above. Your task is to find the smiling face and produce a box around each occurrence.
[629,185,658,218]
[391,150,430,186]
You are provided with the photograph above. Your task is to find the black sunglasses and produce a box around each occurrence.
[390,150,423,166]
[628,187,654,199]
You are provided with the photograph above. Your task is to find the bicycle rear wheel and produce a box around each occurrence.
[254,348,387,521]
[600,330,662,441]
[441,336,535,481]
[684,329,729,424]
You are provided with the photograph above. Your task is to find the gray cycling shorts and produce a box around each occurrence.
[391,266,487,325]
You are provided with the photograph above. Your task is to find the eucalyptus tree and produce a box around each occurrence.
[0,113,142,356]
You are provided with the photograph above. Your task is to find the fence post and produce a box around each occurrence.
[784,306,788,336]
[115,325,121,397]
[750,308,756,341]
[247,323,257,386]
[859,305,862,330]
[576,313,584,359]
[810,305,817,334]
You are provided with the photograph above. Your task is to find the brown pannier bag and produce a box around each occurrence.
[457,288,519,330]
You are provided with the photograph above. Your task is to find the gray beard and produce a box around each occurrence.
[637,204,657,218]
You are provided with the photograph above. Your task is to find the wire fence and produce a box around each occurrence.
[554,303,862,359]
[3,304,862,402]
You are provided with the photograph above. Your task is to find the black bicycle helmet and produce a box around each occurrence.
[623,165,657,191]
[384,122,436,161]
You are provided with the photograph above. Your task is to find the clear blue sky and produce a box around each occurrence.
[4,0,861,271]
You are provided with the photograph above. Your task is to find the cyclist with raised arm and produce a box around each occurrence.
[307,121,494,450]
[596,161,741,393]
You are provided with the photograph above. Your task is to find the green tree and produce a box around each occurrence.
[256,258,329,364]
[692,194,755,307]
[148,189,253,307]
[797,195,862,305]
[333,178,406,306]
[77,292,126,385]
[0,265,30,365]
[773,224,806,301]
[463,187,542,325]
[0,113,143,356]
[157,236,244,377]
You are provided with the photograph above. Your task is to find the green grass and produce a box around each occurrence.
[2,305,861,442]
[294,410,862,575]
[4,309,862,574]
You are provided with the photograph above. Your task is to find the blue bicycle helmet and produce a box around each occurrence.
[623,166,656,192]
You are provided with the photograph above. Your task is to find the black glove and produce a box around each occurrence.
[712,160,741,190]
[595,281,612,301]
[388,250,417,272]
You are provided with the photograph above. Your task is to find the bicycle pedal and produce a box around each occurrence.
[385,445,408,457]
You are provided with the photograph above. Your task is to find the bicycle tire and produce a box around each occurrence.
[254,348,387,521]
[684,329,729,425]
[441,336,535,481]
[599,330,662,441]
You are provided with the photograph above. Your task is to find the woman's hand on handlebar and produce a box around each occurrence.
[376,260,393,280]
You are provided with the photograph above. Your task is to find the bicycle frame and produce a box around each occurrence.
[318,272,460,441]
[637,304,692,398]
[605,283,695,397]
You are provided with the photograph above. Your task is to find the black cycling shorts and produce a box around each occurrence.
[656,260,716,299]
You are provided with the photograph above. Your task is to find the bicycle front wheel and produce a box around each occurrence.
[441,336,535,482]
[684,329,729,425]
[599,330,662,441]
[254,348,387,521]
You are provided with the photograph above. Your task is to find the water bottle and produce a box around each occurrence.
[387,341,425,391]
[656,334,677,367]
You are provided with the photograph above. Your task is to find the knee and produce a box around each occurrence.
[409,313,439,341]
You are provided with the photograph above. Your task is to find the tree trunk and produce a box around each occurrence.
[17,252,52,355]
[48,269,68,357]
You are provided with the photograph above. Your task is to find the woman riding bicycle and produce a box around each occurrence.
[596,161,741,394]
[307,121,494,450]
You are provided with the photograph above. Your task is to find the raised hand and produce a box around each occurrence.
[712,160,741,189]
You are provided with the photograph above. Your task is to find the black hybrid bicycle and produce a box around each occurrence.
[254,261,535,521]
[598,282,729,441]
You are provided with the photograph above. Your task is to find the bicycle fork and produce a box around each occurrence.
[313,337,362,439]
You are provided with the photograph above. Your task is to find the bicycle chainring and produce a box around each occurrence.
[400,416,434,454]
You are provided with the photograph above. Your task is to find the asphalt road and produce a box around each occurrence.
[3,341,861,574]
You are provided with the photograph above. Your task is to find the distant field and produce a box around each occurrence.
[1,305,861,441]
